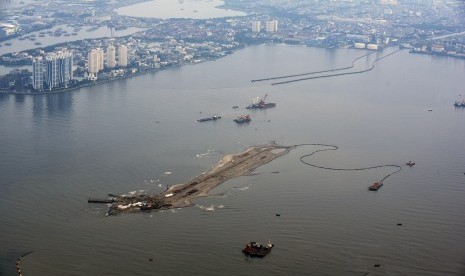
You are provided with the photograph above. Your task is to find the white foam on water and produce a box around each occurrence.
[205,205,215,211]
[238,186,249,191]
[197,205,214,211]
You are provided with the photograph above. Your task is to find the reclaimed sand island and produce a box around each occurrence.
[89,142,294,215]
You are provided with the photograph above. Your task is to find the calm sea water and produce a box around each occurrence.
[116,0,246,19]
[1,45,465,276]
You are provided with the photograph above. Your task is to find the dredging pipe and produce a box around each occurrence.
[16,251,33,276]
[251,51,376,83]
[293,144,402,185]
[271,49,402,86]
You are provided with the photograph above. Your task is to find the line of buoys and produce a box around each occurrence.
[16,251,33,276]
[271,49,403,86]
[291,144,402,185]
[251,51,377,83]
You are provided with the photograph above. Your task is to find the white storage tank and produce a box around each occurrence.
[367,44,379,50]
[354,42,366,49]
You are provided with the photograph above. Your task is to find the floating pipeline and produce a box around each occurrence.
[293,144,402,186]
[16,251,34,276]
[271,49,403,86]
[250,51,377,83]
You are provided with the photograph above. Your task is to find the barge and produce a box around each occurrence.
[197,115,221,122]
[368,182,383,191]
[246,94,276,109]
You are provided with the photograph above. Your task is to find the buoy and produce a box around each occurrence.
[275,213,281,217]
[374,264,381,267]
[397,223,403,226]
[149,258,154,262]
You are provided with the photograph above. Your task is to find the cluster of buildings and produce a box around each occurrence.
[87,45,127,80]
[31,44,129,90]
[32,51,73,91]
[1,0,465,93]
[251,19,278,33]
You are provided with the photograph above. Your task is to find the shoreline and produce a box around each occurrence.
[91,142,294,215]
[4,43,462,96]
[0,44,246,95]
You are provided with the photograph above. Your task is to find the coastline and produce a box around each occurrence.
[0,43,247,95]
[93,142,294,215]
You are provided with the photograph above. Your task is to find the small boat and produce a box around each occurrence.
[234,114,251,123]
[406,161,415,166]
[454,100,465,107]
[368,182,383,191]
[242,241,273,257]
[197,115,221,122]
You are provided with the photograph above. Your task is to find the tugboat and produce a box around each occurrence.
[197,115,221,122]
[234,114,251,124]
[242,241,274,257]
[368,182,383,191]
[454,100,465,107]
[406,161,416,166]
[246,94,276,109]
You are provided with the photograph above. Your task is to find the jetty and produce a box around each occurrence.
[89,142,293,215]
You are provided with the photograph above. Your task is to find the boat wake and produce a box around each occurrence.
[197,204,225,211]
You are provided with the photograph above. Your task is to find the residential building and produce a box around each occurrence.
[87,48,103,77]
[44,51,73,90]
[251,21,261,33]
[265,20,278,33]
[32,57,44,90]
[106,45,116,68]
[118,45,128,67]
